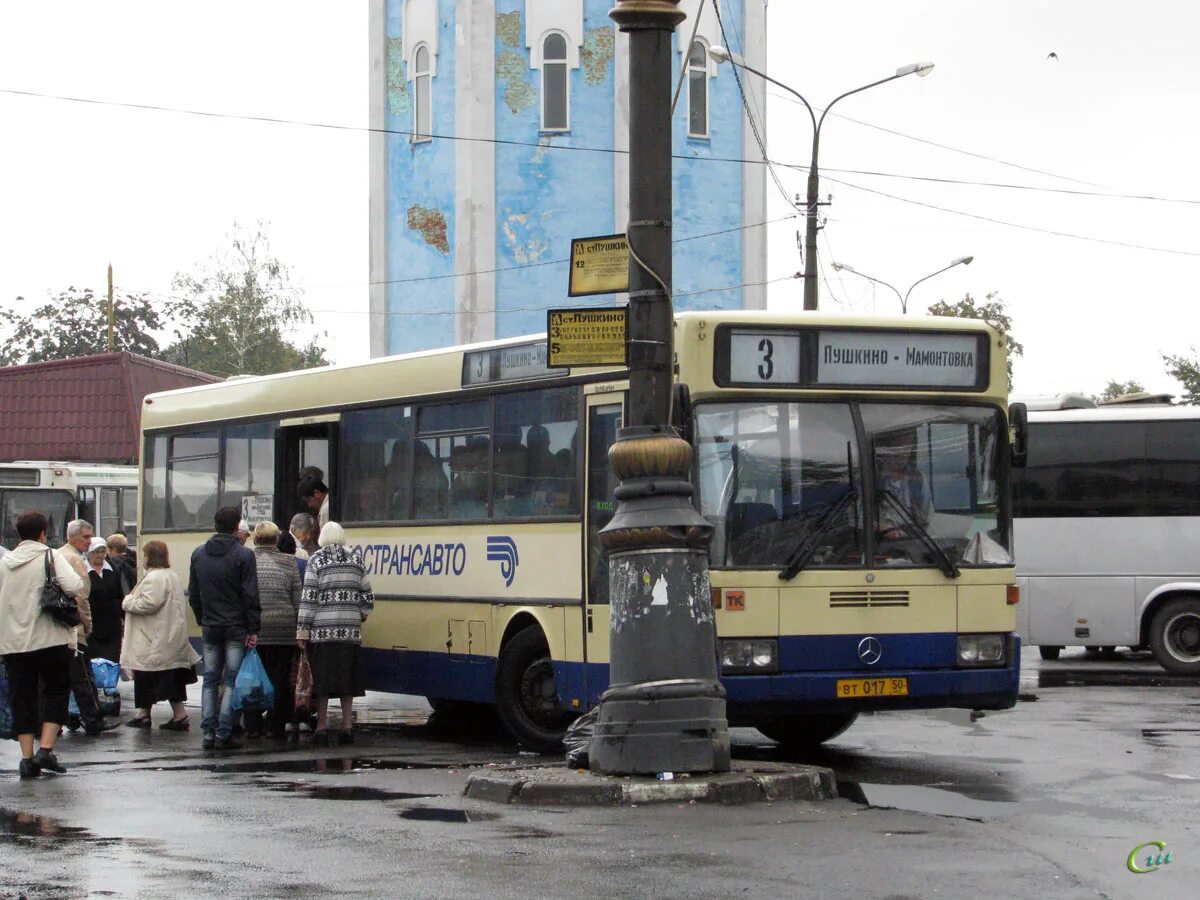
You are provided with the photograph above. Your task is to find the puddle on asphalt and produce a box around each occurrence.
[399,807,498,823]
[838,781,1006,821]
[142,756,470,775]
[1140,727,1200,748]
[0,808,121,846]
[1038,669,1194,689]
[259,780,435,802]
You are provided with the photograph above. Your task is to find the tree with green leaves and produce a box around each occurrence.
[1163,351,1200,405]
[1094,379,1145,404]
[926,291,1024,389]
[0,287,164,366]
[160,222,328,377]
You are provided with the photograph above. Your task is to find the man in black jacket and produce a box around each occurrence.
[188,506,260,750]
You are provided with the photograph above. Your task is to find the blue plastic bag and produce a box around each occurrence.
[231,649,274,712]
[90,658,120,691]
[0,660,13,741]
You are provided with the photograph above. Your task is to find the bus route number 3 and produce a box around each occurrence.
[757,338,774,380]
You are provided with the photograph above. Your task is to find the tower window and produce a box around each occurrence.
[541,32,569,132]
[414,44,432,142]
[687,41,708,138]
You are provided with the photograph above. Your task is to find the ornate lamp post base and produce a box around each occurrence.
[590,427,731,775]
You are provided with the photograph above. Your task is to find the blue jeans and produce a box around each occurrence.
[201,626,246,740]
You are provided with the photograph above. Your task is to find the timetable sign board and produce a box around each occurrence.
[546,308,628,368]
[568,234,630,297]
[817,330,981,387]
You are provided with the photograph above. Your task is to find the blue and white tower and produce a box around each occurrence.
[368,0,768,356]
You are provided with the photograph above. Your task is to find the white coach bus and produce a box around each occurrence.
[1012,396,1200,674]
[0,461,139,551]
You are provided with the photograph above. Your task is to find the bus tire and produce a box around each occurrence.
[1148,597,1200,675]
[495,627,572,753]
[1038,646,1062,661]
[756,713,858,748]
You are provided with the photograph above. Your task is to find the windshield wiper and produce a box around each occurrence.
[877,488,960,579]
[778,488,858,581]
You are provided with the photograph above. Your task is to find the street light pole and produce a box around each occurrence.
[709,48,933,311]
[589,0,730,776]
[833,256,973,313]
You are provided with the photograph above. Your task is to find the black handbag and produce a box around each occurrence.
[40,550,81,629]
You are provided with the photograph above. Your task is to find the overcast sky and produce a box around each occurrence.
[2,2,1197,399]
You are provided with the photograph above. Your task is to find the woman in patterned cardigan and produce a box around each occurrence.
[296,522,374,746]
[249,522,302,738]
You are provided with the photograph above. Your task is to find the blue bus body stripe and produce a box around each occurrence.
[359,633,1020,716]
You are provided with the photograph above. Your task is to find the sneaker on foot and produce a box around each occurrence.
[32,748,66,774]
[18,758,41,779]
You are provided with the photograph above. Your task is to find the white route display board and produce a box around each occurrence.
[817,331,980,387]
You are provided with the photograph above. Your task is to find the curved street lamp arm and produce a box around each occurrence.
[815,72,907,137]
[725,58,817,133]
[844,268,904,311]
[902,261,965,314]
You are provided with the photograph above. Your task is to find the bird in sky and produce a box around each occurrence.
[1046,51,1059,61]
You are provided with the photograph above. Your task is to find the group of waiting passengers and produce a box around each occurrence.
[0,473,375,778]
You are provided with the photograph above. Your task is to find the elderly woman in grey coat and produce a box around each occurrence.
[249,522,302,738]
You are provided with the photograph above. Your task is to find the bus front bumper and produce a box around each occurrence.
[722,639,1021,720]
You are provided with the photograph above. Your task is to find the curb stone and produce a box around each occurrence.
[463,762,837,806]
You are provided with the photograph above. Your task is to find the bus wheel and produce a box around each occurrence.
[1038,646,1062,661]
[756,713,858,748]
[496,628,572,753]
[1149,598,1200,675]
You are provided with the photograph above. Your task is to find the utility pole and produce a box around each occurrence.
[590,0,730,776]
[107,263,115,352]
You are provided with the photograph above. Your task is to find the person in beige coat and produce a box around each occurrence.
[120,540,199,730]
[58,520,112,734]
[0,510,85,778]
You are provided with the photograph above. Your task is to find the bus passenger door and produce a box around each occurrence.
[583,394,624,707]
[274,416,340,528]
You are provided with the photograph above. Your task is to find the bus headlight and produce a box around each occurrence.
[720,639,778,674]
[957,634,1006,666]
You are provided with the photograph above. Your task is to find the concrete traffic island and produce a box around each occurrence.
[464,761,837,806]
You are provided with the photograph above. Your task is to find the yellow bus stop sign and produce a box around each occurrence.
[546,308,629,368]
[568,234,630,297]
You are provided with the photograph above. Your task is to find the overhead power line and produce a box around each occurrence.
[6,86,1200,206]
[825,174,1200,258]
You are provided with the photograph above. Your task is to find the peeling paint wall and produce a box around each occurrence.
[385,0,457,353]
[378,0,758,355]
[493,0,616,339]
[407,204,450,254]
[386,37,411,115]
[672,0,747,313]
[581,26,614,86]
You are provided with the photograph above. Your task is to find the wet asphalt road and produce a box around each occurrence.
[1,649,1197,900]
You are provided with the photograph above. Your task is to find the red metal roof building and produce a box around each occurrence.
[0,353,221,464]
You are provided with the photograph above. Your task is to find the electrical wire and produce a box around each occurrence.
[7,85,1200,206]
[767,87,1103,188]
[711,5,796,213]
[824,174,1200,258]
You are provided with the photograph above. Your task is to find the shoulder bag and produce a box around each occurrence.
[40,550,82,629]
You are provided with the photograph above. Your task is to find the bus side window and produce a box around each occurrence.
[77,487,96,528]
[99,487,121,540]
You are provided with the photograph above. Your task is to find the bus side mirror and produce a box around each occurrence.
[1009,402,1028,469]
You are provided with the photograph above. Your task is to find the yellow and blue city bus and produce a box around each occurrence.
[138,311,1022,750]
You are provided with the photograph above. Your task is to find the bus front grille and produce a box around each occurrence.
[829,590,910,609]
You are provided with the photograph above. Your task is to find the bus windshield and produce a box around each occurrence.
[1,489,74,550]
[696,402,1011,570]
